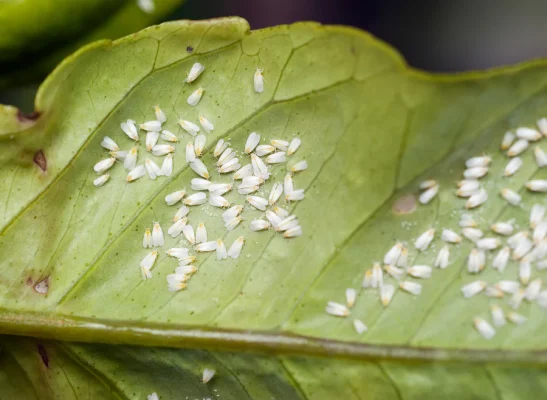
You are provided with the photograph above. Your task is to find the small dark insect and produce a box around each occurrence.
[186,46,193,53]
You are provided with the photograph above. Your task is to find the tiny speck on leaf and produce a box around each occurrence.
[186,46,193,53]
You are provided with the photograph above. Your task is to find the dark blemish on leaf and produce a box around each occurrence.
[34,277,49,295]
[33,150,47,172]
[392,194,417,215]
[186,46,193,53]
[37,344,49,368]
[26,277,33,286]
[17,110,40,123]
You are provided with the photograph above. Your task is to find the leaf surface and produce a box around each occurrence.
[1,17,547,362]
[2,336,547,400]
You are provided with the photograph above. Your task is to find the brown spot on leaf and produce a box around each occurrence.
[34,277,49,295]
[33,150,47,172]
[392,194,417,215]
[186,46,193,53]
[17,110,40,123]
[37,344,49,368]
[26,277,33,286]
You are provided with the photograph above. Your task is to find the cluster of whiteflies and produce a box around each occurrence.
[325,237,437,335]
[93,112,176,187]
[140,130,306,292]
[120,30,275,396]
[327,120,547,339]
[92,108,218,185]
[451,121,547,339]
[453,123,547,209]
[94,61,307,291]
[454,208,547,338]
[92,62,266,188]
[417,122,547,208]
[409,210,547,340]
[457,203,547,339]
[324,209,547,338]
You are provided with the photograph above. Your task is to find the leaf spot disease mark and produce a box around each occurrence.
[34,277,49,295]
[392,194,417,215]
[186,46,194,53]
[37,344,49,368]
[33,150,47,172]
[16,110,40,123]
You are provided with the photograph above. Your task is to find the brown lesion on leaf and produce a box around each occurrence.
[37,344,49,368]
[16,110,40,123]
[392,194,417,215]
[26,277,33,286]
[34,277,49,295]
[33,150,47,172]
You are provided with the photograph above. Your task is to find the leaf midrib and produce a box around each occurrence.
[1,308,546,363]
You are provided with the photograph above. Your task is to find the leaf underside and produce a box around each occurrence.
[1,17,547,365]
[2,336,547,400]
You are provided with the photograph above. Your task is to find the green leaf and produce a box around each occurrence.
[2,336,547,399]
[1,17,547,363]
[0,0,184,87]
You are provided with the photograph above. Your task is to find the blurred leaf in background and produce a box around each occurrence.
[3,336,547,399]
[0,0,184,91]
